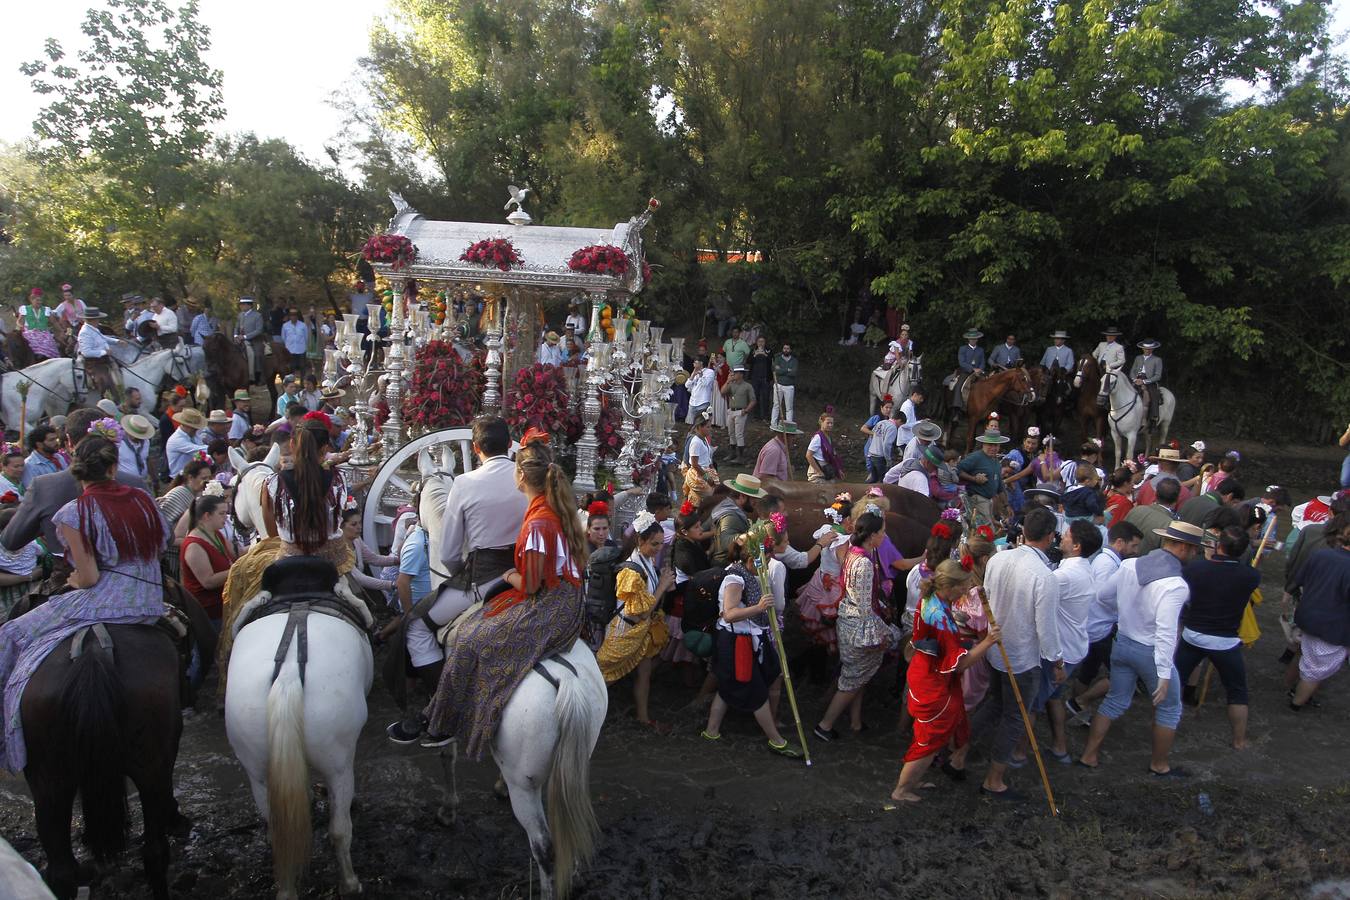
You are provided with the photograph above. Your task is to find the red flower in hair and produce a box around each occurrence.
[303,410,334,430]
[679,500,695,516]
[931,522,953,540]
[0,491,17,505]
[587,501,610,517]
[174,385,188,398]
[521,426,551,447]
[976,525,995,541]
[959,552,974,572]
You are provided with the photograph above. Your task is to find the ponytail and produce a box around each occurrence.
[286,425,333,553]
[545,463,588,567]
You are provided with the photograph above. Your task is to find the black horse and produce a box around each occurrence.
[20,624,183,899]
[1037,362,1076,437]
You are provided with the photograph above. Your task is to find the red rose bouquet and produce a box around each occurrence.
[567,244,629,277]
[406,341,484,431]
[504,363,571,441]
[461,237,523,272]
[362,233,417,270]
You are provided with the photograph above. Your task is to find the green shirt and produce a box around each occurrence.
[723,338,751,368]
[773,354,798,386]
[725,379,755,410]
[958,450,1003,499]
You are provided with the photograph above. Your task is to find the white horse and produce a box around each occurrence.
[0,344,204,434]
[416,446,608,900]
[1101,366,1176,468]
[225,564,375,900]
[868,355,922,415]
[228,443,282,542]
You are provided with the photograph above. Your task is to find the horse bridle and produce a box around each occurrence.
[1005,368,1037,406]
[1100,369,1139,424]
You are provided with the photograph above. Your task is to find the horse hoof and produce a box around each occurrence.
[434,805,457,828]
[339,879,363,896]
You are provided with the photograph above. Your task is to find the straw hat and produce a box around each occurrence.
[544,331,560,345]
[1049,330,1069,340]
[320,388,345,402]
[962,329,983,340]
[771,421,800,434]
[232,389,251,403]
[727,473,767,498]
[1102,326,1122,336]
[1149,448,1183,464]
[1152,521,1210,547]
[1137,339,1160,350]
[175,408,207,430]
[120,414,155,441]
[207,409,231,425]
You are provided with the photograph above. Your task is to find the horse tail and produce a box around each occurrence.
[266,664,311,889]
[546,661,601,900]
[60,645,128,859]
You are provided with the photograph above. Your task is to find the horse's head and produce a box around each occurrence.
[909,354,923,384]
[1008,364,1037,405]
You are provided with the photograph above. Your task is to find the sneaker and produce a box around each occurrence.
[767,739,803,759]
[420,732,454,749]
[813,725,839,742]
[385,719,424,745]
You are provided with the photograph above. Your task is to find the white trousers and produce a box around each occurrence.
[726,408,749,446]
[770,384,795,427]
[405,576,504,667]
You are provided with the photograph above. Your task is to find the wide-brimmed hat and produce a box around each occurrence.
[771,420,801,434]
[1049,330,1069,340]
[1137,339,1160,350]
[175,408,207,430]
[238,296,255,304]
[320,388,344,402]
[80,308,108,320]
[975,416,1009,445]
[207,409,231,425]
[121,414,155,441]
[962,329,983,340]
[913,420,943,442]
[1152,521,1210,547]
[1025,482,1062,501]
[1102,326,1123,336]
[922,445,944,466]
[727,473,767,498]
[232,388,251,403]
[732,366,747,373]
[1149,448,1183,464]
[544,331,560,344]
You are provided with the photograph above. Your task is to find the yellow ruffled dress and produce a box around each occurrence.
[596,565,669,682]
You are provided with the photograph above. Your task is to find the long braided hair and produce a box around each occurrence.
[516,438,588,567]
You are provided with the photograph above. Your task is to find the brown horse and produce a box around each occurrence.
[963,366,1035,451]
[201,332,286,409]
[20,625,183,899]
[1073,356,1106,443]
[4,331,36,372]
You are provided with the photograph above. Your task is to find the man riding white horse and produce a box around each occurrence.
[386,416,527,744]
[1131,339,1164,429]
[1092,326,1127,372]
[75,307,120,400]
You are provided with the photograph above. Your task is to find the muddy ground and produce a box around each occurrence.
[2,419,1349,898]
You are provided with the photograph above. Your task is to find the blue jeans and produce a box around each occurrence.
[1096,633,1182,729]
[1341,453,1350,489]
[1031,659,1079,713]
[865,455,887,483]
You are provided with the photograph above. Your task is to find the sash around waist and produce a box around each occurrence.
[447,546,516,588]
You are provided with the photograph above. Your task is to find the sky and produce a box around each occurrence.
[1,0,1349,171]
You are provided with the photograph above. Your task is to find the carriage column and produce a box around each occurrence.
[572,293,608,493]
[381,277,409,462]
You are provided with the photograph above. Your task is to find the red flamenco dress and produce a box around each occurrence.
[424,494,584,760]
[903,593,970,762]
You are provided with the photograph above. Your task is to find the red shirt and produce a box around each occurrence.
[1105,492,1134,526]
[180,531,234,619]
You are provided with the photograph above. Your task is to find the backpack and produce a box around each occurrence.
[680,566,731,632]
[584,545,638,625]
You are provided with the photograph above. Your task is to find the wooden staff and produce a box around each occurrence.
[977,586,1058,816]
[17,380,29,447]
[1198,514,1276,707]
[755,543,812,766]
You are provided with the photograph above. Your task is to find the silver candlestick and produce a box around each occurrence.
[381,281,409,461]
[573,301,607,493]
[481,295,507,417]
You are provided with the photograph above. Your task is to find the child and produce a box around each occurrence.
[1062,463,1105,523]
[888,559,1001,805]
[0,507,41,619]
[934,447,963,505]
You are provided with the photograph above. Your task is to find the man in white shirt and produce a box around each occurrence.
[536,331,565,365]
[1042,521,1101,761]
[280,308,311,375]
[149,297,179,348]
[895,386,923,449]
[116,414,154,490]
[165,408,207,477]
[973,507,1063,796]
[75,308,118,397]
[1079,521,1207,776]
[1068,521,1144,720]
[686,358,716,422]
[564,301,588,335]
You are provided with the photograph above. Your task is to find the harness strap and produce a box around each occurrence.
[531,652,578,692]
[271,602,310,686]
[69,623,115,660]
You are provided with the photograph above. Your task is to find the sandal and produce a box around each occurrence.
[699,730,722,742]
[1047,749,1073,765]
[767,739,803,759]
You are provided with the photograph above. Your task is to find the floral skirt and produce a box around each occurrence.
[836,616,885,692]
[23,330,58,360]
[424,579,584,761]
[795,568,841,653]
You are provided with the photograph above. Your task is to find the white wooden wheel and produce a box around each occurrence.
[361,428,475,551]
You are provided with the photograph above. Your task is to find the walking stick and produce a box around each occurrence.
[1198,515,1276,708]
[17,380,30,447]
[755,544,812,766]
[977,587,1058,816]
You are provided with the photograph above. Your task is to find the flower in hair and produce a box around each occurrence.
[940,507,961,522]
[89,417,124,444]
[976,525,995,541]
[174,385,188,398]
[959,552,974,572]
[679,500,695,517]
[866,486,884,498]
[834,491,853,504]
[823,506,844,525]
[521,426,551,447]
[632,510,658,534]
[0,491,17,505]
[303,410,334,431]
[931,522,953,540]
[865,503,882,517]
[588,501,610,517]
[203,479,225,498]
[192,449,211,465]
[881,394,893,404]
[1090,437,1103,448]
[769,511,787,534]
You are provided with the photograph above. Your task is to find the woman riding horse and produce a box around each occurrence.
[0,436,169,772]
[417,428,588,756]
